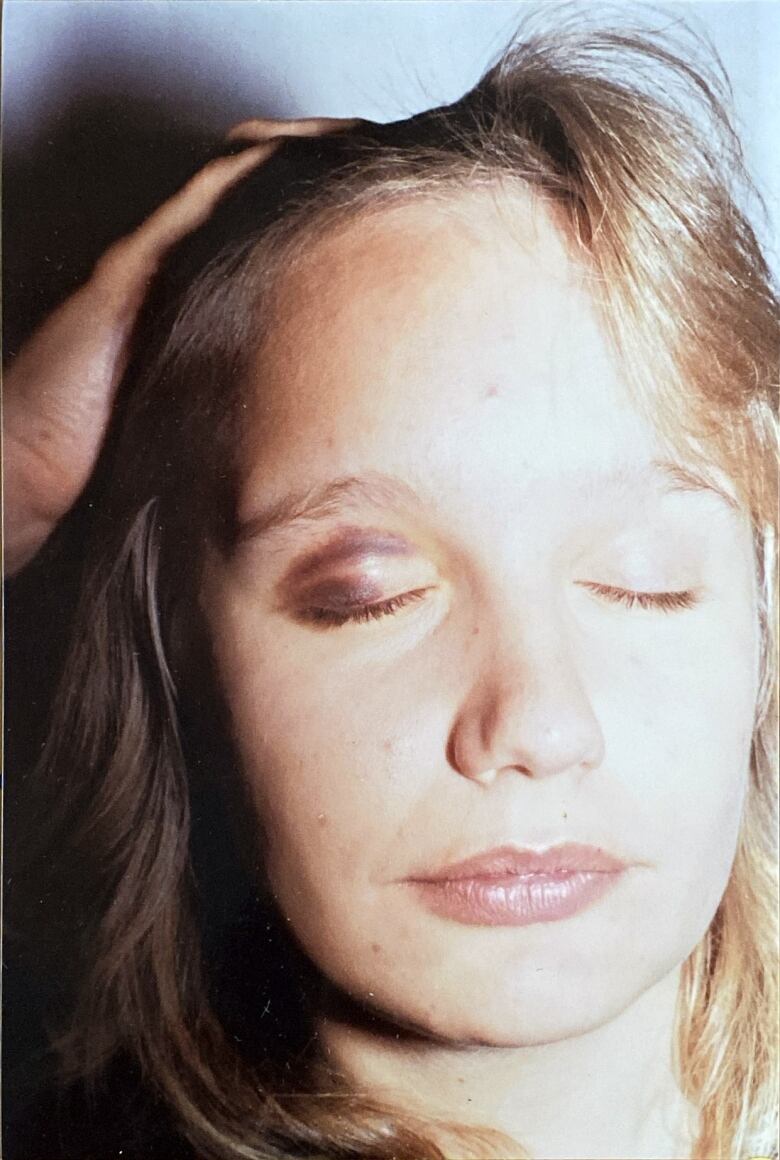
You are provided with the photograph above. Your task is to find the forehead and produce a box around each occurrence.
[241,187,662,504]
[260,185,582,384]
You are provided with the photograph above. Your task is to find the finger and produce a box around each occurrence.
[5,139,289,575]
[98,141,279,291]
[226,116,363,143]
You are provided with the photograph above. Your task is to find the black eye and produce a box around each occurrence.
[302,587,432,629]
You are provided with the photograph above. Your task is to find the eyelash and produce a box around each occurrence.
[303,588,431,628]
[302,582,697,629]
[579,582,698,612]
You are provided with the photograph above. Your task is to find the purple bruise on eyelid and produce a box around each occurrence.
[303,576,388,609]
[285,527,414,584]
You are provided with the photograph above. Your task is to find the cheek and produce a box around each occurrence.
[208,604,451,897]
[594,600,757,924]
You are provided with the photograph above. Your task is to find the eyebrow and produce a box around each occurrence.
[606,460,737,509]
[236,472,423,543]
[235,459,736,547]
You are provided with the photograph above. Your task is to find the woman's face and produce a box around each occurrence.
[202,189,759,1046]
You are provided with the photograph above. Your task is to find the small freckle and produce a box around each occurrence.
[371,942,382,955]
[471,626,480,636]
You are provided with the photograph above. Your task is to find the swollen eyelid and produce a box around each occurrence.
[300,577,387,609]
[299,587,431,629]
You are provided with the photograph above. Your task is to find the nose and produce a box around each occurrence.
[448,612,605,785]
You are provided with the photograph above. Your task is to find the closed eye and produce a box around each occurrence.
[577,581,699,612]
[300,587,432,629]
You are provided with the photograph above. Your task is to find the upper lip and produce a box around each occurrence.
[410,842,628,882]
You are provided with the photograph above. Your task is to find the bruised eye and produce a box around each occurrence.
[578,581,699,612]
[298,587,433,629]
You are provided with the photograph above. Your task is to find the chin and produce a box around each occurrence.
[291,889,683,1052]
[349,961,642,1050]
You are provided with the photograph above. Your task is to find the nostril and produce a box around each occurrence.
[447,671,604,783]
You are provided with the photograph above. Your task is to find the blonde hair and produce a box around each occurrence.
[21,9,778,1159]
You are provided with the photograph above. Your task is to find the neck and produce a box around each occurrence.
[317,966,698,1159]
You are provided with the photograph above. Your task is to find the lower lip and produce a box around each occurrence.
[410,869,624,927]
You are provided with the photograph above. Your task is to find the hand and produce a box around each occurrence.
[3,117,358,575]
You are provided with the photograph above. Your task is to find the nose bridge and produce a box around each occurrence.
[451,592,605,782]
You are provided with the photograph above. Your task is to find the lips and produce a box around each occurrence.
[407,842,629,927]
[417,842,627,881]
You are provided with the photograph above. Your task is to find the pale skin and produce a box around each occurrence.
[7,151,760,1157]
[203,191,759,1158]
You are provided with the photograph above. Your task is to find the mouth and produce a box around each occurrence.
[405,842,629,927]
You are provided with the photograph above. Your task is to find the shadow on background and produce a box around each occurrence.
[3,58,279,1154]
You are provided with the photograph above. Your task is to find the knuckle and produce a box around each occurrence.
[92,232,153,290]
[93,237,134,280]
